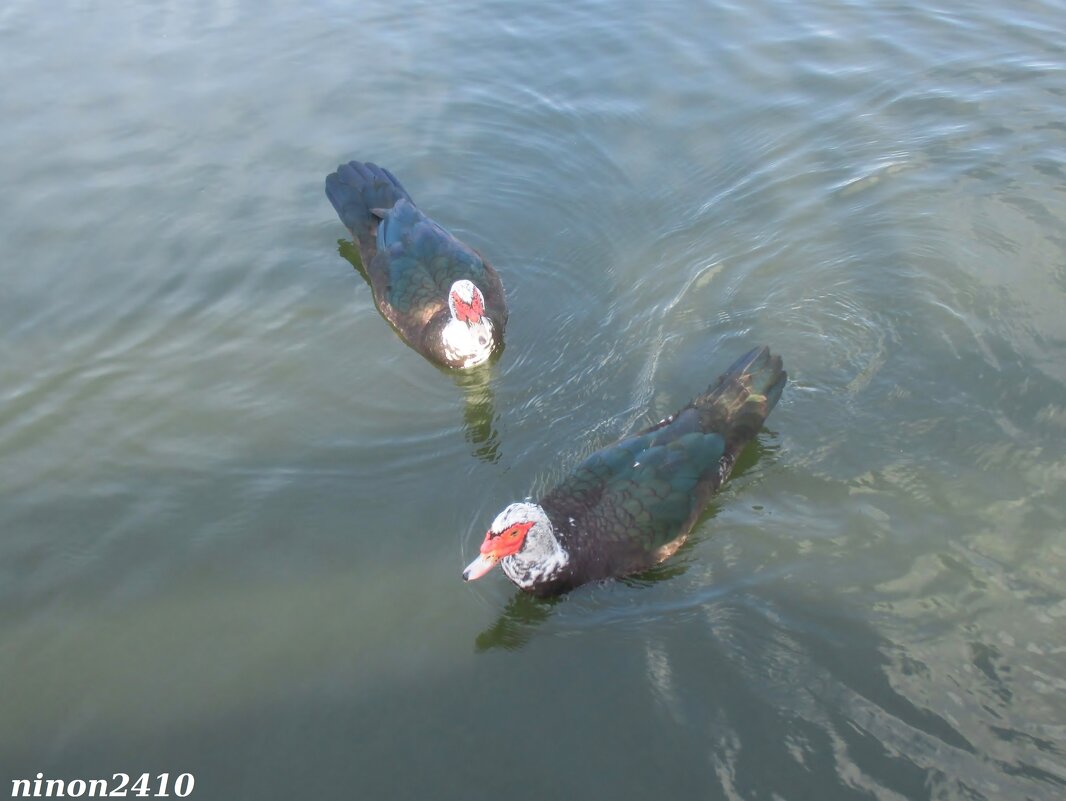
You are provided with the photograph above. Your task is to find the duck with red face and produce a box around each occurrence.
[325,160,507,368]
[463,346,787,597]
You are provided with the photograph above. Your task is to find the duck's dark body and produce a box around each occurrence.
[324,161,507,366]
[524,347,786,596]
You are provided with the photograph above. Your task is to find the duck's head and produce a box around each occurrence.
[441,280,495,368]
[462,502,566,588]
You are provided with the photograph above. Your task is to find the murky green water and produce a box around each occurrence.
[3,0,1066,798]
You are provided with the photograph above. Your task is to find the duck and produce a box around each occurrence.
[325,161,507,368]
[463,346,786,596]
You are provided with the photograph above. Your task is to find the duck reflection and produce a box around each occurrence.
[474,592,560,652]
[337,237,371,286]
[451,365,502,465]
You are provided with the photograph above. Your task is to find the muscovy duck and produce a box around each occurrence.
[325,161,507,368]
[463,346,786,595]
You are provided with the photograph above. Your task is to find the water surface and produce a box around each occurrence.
[3,1,1066,799]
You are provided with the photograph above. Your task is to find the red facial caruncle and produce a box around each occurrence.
[450,285,485,324]
[462,520,534,582]
[480,520,534,559]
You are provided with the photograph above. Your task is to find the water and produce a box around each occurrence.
[3,0,1065,798]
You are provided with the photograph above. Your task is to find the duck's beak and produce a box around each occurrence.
[462,553,498,581]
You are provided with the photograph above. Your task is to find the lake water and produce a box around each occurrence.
[3,1,1065,798]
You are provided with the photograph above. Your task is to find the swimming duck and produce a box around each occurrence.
[325,161,507,368]
[463,346,786,596]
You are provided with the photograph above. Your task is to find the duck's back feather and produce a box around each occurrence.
[538,346,786,590]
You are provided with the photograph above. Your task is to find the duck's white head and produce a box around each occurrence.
[442,280,494,368]
[462,502,567,590]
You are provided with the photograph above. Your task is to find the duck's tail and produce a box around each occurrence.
[325,161,413,251]
[698,346,787,450]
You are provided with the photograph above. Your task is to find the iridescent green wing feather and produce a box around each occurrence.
[376,200,489,319]
[545,408,725,555]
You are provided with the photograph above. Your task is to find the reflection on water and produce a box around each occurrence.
[452,366,503,465]
[475,591,560,652]
[336,237,371,288]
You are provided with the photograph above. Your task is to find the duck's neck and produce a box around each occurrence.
[501,506,569,590]
[440,317,493,368]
